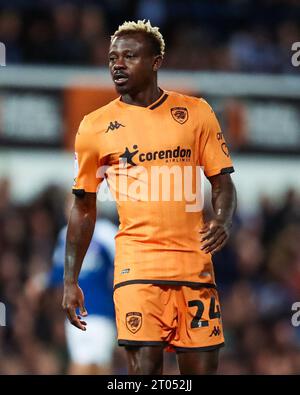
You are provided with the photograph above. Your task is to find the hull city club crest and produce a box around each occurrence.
[126,312,142,333]
[171,107,188,124]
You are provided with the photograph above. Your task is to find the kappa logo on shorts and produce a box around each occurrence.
[126,312,142,334]
[171,107,188,124]
[209,326,221,337]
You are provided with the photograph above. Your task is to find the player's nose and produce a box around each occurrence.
[113,57,126,70]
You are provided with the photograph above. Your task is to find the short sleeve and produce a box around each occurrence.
[198,102,234,178]
[72,116,103,194]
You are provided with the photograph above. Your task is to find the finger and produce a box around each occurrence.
[202,232,226,252]
[77,316,87,326]
[71,319,87,331]
[201,229,224,250]
[200,226,220,242]
[199,220,219,235]
[199,225,209,234]
[204,233,227,252]
[200,230,215,242]
[77,315,87,325]
[79,305,88,317]
[210,237,228,255]
[64,305,76,322]
[66,307,86,331]
[200,230,216,242]
[70,316,87,331]
[204,235,227,254]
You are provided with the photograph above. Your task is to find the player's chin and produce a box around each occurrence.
[114,82,131,95]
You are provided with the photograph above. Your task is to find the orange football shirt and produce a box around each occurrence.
[73,90,234,288]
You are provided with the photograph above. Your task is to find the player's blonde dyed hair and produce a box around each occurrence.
[111,20,165,57]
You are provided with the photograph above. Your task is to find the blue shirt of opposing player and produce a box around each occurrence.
[48,219,117,318]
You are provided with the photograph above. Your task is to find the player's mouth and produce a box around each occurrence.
[113,72,129,86]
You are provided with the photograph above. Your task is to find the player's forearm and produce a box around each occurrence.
[64,194,96,284]
[210,174,237,227]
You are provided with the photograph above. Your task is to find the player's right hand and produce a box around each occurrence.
[62,283,88,331]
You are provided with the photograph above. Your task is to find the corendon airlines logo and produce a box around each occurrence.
[119,145,192,167]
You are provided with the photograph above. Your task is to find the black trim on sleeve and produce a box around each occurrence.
[149,93,169,110]
[72,188,86,197]
[118,340,167,347]
[114,279,217,292]
[174,342,225,353]
[220,167,235,174]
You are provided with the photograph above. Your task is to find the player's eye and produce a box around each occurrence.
[109,56,117,62]
[125,54,134,59]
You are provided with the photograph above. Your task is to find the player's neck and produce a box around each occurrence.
[121,83,162,108]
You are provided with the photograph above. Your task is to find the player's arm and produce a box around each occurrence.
[198,100,237,254]
[200,173,237,255]
[62,192,96,330]
[62,116,101,330]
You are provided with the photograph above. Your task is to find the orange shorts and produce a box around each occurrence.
[114,283,225,351]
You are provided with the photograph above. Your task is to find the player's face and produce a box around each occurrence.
[109,34,158,95]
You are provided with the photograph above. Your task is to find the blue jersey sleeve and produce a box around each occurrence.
[47,227,67,288]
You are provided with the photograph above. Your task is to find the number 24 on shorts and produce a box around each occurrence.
[188,297,221,328]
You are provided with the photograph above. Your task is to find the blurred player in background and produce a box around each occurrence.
[49,195,117,374]
[63,20,237,375]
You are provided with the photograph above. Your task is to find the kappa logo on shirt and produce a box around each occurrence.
[105,121,125,133]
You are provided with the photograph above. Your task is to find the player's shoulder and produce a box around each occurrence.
[84,97,120,122]
[166,90,213,113]
[79,98,120,134]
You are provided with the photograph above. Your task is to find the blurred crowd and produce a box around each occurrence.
[0,176,299,374]
[215,188,300,374]
[0,0,300,73]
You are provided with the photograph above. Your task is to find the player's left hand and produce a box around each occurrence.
[199,219,231,255]
[62,283,88,331]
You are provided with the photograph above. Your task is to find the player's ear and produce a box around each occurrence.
[153,55,163,72]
